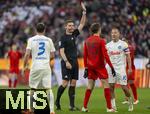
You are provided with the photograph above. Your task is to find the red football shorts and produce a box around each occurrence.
[127,69,135,80]
[88,68,108,80]
[9,68,19,74]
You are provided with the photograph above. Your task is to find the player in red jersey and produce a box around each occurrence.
[5,44,22,88]
[81,23,116,112]
[122,38,139,104]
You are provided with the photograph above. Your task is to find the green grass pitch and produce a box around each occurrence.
[53,87,150,114]
[0,86,150,114]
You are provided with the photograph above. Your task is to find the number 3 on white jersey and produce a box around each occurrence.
[38,42,45,56]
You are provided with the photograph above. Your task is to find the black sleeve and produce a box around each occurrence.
[72,29,80,37]
[59,36,65,49]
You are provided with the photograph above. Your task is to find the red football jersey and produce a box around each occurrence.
[8,51,22,70]
[127,44,135,69]
[84,35,113,69]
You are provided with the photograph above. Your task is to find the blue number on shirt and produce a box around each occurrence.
[123,75,127,81]
[38,42,45,56]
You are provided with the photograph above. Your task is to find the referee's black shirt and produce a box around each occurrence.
[59,29,80,60]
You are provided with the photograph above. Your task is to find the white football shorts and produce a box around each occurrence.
[106,64,127,85]
[29,69,52,89]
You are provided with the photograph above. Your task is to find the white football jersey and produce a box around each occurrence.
[106,40,130,69]
[26,35,55,70]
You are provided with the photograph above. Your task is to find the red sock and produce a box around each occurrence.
[130,83,138,101]
[83,89,91,108]
[13,79,17,88]
[9,79,12,88]
[104,88,112,109]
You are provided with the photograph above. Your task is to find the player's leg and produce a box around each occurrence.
[55,79,69,110]
[27,70,42,114]
[121,85,133,111]
[29,88,36,114]
[128,80,139,104]
[109,83,117,110]
[10,73,16,88]
[128,71,139,104]
[8,73,12,88]
[55,60,69,110]
[99,68,114,112]
[68,59,79,111]
[42,69,55,114]
[82,79,95,112]
[69,79,79,111]
[101,79,113,111]
[46,89,55,114]
[13,72,18,88]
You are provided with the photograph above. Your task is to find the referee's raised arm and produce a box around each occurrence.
[78,2,87,33]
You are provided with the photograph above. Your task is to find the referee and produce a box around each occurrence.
[55,2,86,111]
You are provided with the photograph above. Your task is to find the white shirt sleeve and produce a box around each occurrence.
[26,38,32,50]
[123,42,130,54]
[49,39,56,52]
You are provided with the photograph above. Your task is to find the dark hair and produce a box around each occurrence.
[90,23,101,34]
[36,23,45,33]
[65,19,74,25]
[111,25,120,32]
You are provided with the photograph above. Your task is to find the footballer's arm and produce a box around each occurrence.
[23,49,31,71]
[101,41,113,68]
[83,42,88,68]
[60,48,72,69]
[78,2,86,32]
[50,52,55,61]
[126,53,132,74]
[4,52,9,70]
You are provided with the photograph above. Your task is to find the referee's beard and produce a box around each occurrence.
[66,29,74,35]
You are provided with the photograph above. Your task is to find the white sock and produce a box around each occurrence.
[47,89,54,112]
[111,98,116,109]
[127,97,133,105]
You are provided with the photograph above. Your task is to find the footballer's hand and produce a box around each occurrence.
[21,69,25,77]
[22,67,27,77]
[111,68,116,77]
[128,68,132,75]
[81,1,86,12]
[66,61,72,69]
[83,68,88,78]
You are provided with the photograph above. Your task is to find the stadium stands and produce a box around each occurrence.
[0,0,149,58]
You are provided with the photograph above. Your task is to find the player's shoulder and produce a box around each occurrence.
[44,36,52,41]
[100,38,107,45]
[120,40,128,47]
[27,35,37,41]
[106,41,113,46]
[119,39,127,44]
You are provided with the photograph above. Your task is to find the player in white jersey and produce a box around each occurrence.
[23,23,55,114]
[106,27,133,112]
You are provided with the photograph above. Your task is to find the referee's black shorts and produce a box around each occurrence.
[61,59,79,80]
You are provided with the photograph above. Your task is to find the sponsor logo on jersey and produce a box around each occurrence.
[110,51,121,55]
[123,75,127,80]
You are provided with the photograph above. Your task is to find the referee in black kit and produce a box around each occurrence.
[55,2,86,111]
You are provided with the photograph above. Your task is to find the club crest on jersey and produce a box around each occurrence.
[118,45,122,49]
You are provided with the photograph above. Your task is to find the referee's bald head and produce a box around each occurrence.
[36,23,45,33]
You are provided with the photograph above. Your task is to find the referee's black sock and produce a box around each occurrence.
[56,85,66,104]
[68,86,75,108]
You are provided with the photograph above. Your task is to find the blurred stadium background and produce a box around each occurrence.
[0,0,149,88]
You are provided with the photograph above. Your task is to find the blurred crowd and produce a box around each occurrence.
[0,0,149,58]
